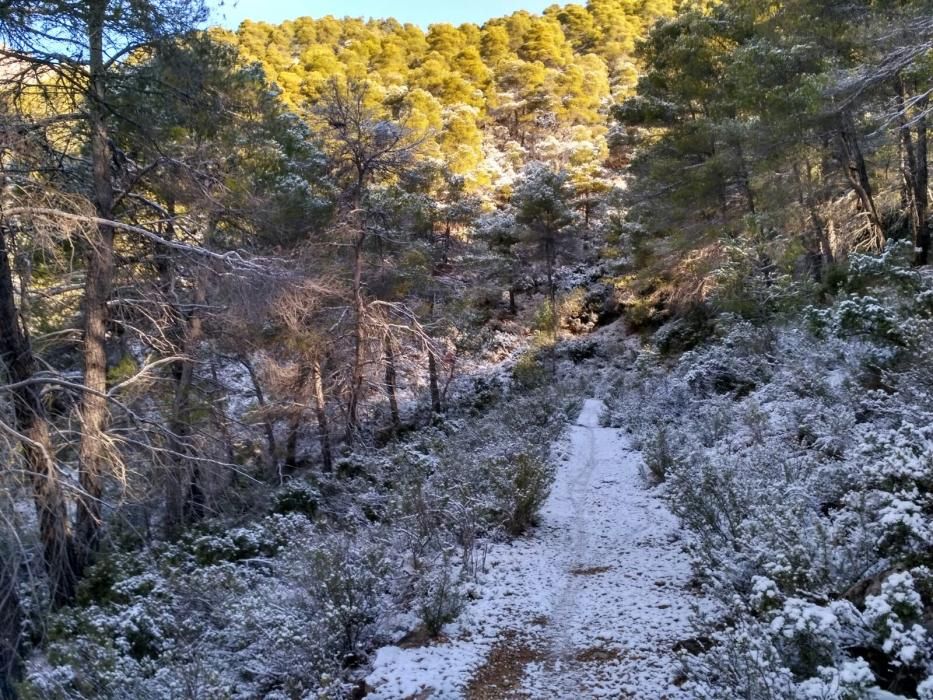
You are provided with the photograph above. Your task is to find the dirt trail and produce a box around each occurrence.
[366,399,701,699]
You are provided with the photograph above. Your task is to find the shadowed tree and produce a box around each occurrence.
[513,163,575,338]
[0,0,209,571]
[313,79,422,442]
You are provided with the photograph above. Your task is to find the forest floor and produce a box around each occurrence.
[365,399,706,699]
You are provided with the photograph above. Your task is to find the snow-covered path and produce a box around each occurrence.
[365,399,700,699]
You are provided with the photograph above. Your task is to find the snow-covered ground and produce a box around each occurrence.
[365,399,705,699]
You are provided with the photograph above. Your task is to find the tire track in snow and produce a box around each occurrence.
[543,405,598,691]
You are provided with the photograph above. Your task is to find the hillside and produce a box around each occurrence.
[2,0,933,698]
[224,1,671,189]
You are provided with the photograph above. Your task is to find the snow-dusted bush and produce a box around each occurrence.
[23,514,390,700]
[416,553,464,637]
[488,451,555,536]
[640,424,679,483]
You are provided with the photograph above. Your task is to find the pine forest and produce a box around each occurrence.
[1,0,933,698]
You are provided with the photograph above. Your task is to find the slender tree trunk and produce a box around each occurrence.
[545,234,557,338]
[806,158,835,268]
[284,412,300,472]
[208,356,236,474]
[442,220,452,265]
[161,200,184,532]
[734,139,756,216]
[915,93,929,264]
[428,351,441,414]
[166,284,205,532]
[0,551,22,699]
[893,75,930,264]
[0,226,77,605]
[242,357,277,473]
[792,162,834,280]
[384,336,400,431]
[286,359,333,476]
[76,1,116,571]
[895,74,920,244]
[284,366,308,474]
[1,145,71,675]
[346,232,366,443]
[426,296,441,414]
[156,201,208,533]
[836,111,884,249]
[441,349,456,406]
[508,287,517,315]
[311,358,332,473]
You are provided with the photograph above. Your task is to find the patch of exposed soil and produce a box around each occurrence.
[401,689,434,700]
[569,565,613,576]
[398,626,450,649]
[464,631,543,699]
[574,646,623,663]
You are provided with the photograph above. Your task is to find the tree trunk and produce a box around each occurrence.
[311,358,332,473]
[545,234,557,338]
[242,357,277,474]
[895,74,920,245]
[428,351,441,414]
[0,557,22,700]
[426,296,441,414]
[893,75,930,264]
[442,220,452,265]
[836,111,884,249]
[441,349,456,406]
[154,198,210,533]
[792,161,834,279]
[284,412,300,472]
[208,357,237,479]
[384,337,400,431]
[76,0,116,571]
[165,277,205,534]
[508,287,517,314]
[914,92,929,264]
[346,232,365,443]
[734,138,756,216]
[0,226,77,604]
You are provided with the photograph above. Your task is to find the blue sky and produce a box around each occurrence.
[208,0,554,29]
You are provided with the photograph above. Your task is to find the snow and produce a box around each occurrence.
[365,399,706,698]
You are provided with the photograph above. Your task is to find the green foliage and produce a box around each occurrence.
[512,349,548,388]
[641,425,677,483]
[616,0,933,323]
[106,355,138,385]
[117,34,334,247]
[228,3,674,190]
[513,164,575,237]
[272,482,320,518]
[417,555,463,636]
[532,300,556,334]
[558,287,601,334]
[488,452,555,536]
